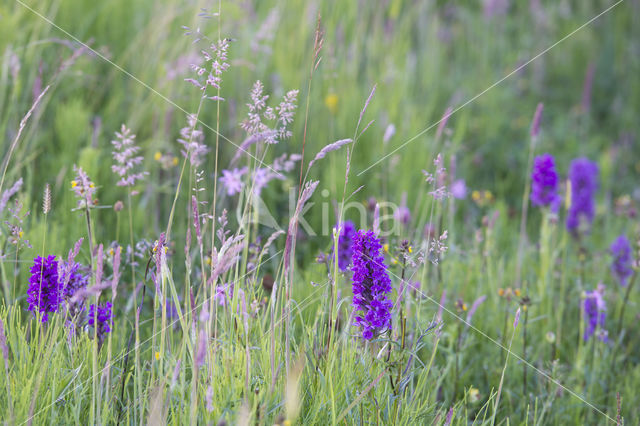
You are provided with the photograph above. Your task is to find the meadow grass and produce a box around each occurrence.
[1,0,639,424]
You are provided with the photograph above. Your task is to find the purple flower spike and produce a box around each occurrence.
[27,255,61,322]
[530,153,559,208]
[88,302,113,340]
[351,230,393,340]
[336,221,355,272]
[583,286,607,342]
[567,158,598,232]
[610,235,633,287]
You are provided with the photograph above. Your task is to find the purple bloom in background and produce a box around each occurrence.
[583,286,607,342]
[88,302,113,340]
[567,158,598,232]
[531,153,559,208]
[394,193,411,227]
[219,167,247,196]
[335,220,355,272]
[610,235,633,287]
[451,179,467,199]
[351,230,393,339]
[27,255,61,322]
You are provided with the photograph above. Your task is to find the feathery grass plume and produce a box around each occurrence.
[284,180,319,272]
[207,234,244,284]
[42,183,51,215]
[530,102,544,138]
[27,255,61,322]
[306,138,352,172]
[436,106,453,140]
[466,295,487,325]
[0,178,23,214]
[191,196,202,245]
[0,85,50,204]
[178,114,209,167]
[335,220,355,272]
[531,153,559,208]
[111,245,121,298]
[184,37,229,100]
[240,80,299,145]
[584,285,607,342]
[610,235,633,287]
[351,230,393,340]
[566,157,598,232]
[111,125,148,187]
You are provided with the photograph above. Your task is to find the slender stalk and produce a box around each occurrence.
[616,270,637,335]
[492,313,518,426]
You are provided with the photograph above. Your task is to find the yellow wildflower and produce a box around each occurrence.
[325,93,338,115]
[154,151,162,161]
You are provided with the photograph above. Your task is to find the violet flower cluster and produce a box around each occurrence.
[530,153,559,209]
[351,230,393,340]
[610,235,633,287]
[88,302,113,341]
[583,286,607,342]
[566,158,598,232]
[27,255,61,322]
[335,220,355,272]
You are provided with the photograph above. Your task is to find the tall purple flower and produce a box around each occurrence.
[335,220,355,272]
[88,302,113,341]
[610,235,633,287]
[583,286,607,342]
[351,230,393,340]
[530,153,559,208]
[27,255,61,322]
[567,158,598,232]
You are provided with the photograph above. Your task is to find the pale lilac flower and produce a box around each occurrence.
[451,179,467,199]
[219,167,247,196]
